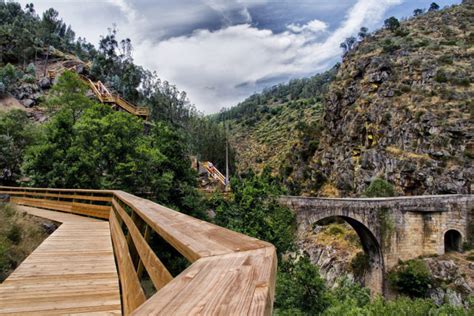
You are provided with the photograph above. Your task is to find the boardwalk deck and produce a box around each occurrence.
[0,206,121,315]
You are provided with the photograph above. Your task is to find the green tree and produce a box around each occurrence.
[275,255,329,315]
[388,259,433,298]
[384,16,400,31]
[0,64,19,96]
[46,70,93,122]
[413,8,424,16]
[0,110,38,185]
[363,178,395,197]
[212,169,295,254]
[429,2,440,11]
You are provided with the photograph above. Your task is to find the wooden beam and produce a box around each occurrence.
[109,209,146,315]
[113,199,173,291]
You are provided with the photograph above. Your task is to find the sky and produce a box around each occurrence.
[19,0,461,113]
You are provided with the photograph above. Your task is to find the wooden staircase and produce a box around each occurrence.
[203,161,227,186]
[48,64,150,120]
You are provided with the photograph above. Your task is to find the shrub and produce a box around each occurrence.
[351,252,370,277]
[363,178,395,197]
[26,63,36,75]
[7,224,22,244]
[327,224,345,236]
[382,39,401,53]
[434,69,448,83]
[22,74,35,83]
[388,259,433,298]
[275,255,329,315]
[0,63,18,95]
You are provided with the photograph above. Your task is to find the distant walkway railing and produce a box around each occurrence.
[0,186,276,315]
[48,65,150,120]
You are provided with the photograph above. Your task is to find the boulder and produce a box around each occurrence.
[0,194,10,203]
[21,98,35,108]
[38,77,51,89]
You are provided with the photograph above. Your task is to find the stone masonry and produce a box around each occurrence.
[280,195,474,295]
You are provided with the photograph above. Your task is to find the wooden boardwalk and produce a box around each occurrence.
[0,206,121,315]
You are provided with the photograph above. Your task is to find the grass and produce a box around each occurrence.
[0,204,57,282]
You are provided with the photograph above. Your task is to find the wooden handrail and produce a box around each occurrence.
[0,186,276,315]
[203,161,227,186]
[49,67,150,120]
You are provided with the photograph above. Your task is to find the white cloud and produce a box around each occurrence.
[287,20,328,33]
[134,0,403,113]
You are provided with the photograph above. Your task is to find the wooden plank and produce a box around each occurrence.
[0,191,111,202]
[10,197,110,219]
[112,199,173,291]
[114,191,272,262]
[131,247,277,316]
[109,209,146,315]
[0,206,121,315]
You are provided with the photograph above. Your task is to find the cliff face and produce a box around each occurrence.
[301,2,473,196]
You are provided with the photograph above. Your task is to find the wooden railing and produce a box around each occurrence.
[48,65,150,120]
[203,161,227,186]
[0,186,276,315]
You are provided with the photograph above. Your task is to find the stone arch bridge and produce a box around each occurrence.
[280,195,474,295]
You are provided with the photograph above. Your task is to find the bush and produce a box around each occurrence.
[275,255,329,315]
[0,63,18,95]
[382,39,401,53]
[327,224,345,236]
[22,74,35,83]
[388,259,433,298]
[363,178,395,197]
[7,224,22,244]
[434,69,448,83]
[26,63,36,75]
[351,252,370,277]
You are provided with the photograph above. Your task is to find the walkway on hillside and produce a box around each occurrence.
[0,206,121,315]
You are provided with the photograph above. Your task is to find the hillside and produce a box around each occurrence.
[216,68,336,173]
[223,1,473,197]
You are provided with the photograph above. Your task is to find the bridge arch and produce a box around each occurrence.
[444,229,463,252]
[305,212,384,295]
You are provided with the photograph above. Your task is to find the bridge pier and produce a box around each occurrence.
[281,195,474,296]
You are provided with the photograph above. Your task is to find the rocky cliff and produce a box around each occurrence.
[296,2,473,196]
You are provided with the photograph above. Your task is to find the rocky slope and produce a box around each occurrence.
[216,68,336,174]
[290,1,473,196]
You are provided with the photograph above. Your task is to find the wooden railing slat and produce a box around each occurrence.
[113,199,173,291]
[109,210,147,315]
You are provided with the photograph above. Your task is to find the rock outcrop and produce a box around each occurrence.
[300,2,474,196]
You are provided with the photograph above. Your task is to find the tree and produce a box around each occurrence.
[358,27,369,40]
[0,110,38,185]
[429,2,440,11]
[275,255,329,315]
[384,17,400,31]
[0,64,19,96]
[340,36,356,53]
[45,70,94,123]
[363,178,395,197]
[413,8,424,16]
[388,260,433,298]
[212,169,295,254]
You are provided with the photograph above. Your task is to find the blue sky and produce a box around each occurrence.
[21,0,460,113]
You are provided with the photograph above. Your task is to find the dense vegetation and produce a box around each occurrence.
[0,1,231,173]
